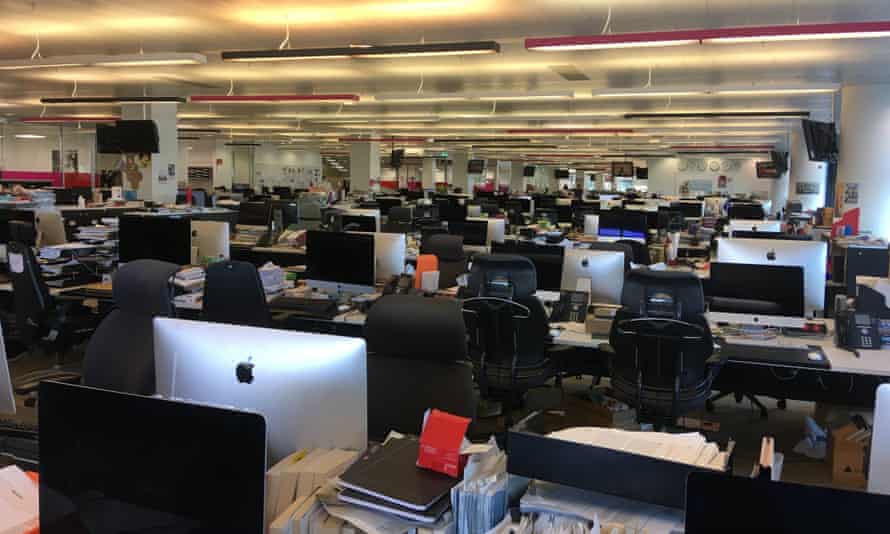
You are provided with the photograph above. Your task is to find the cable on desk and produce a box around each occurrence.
[769,368,800,382]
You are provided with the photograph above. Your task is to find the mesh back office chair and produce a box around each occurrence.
[617,239,652,265]
[7,238,98,400]
[81,260,180,395]
[606,269,726,427]
[462,254,553,428]
[420,234,467,289]
[364,295,476,441]
[202,261,271,328]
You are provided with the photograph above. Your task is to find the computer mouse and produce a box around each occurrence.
[807,352,824,361]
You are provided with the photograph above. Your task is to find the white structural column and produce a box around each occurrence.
[349,141,380,193]
[510,161,526,193]
[421,158,437,190]
[451,151,470,192]
[837,85,890,238]
[788,123,827,212]
[542,167,558,193]
[120,102,178,203]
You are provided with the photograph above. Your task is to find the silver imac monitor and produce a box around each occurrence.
[371,232,406,282]
[716,237,827,317]
[870,384,890,495]
[191,220,231,262]
[0,323,14,416]
[154,318,368,463]
[560,248,625,305]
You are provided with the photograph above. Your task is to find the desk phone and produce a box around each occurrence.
[837,311,885,349]
[550,290,589,324]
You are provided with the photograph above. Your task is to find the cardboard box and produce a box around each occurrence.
[829,423,869,490]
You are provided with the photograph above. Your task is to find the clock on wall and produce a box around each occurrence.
[695,160,706,172]
[721,160,733,171]
[708,160,721,172]
[678,159,689,172]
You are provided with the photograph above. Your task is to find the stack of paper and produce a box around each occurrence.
[260,262,287,294]
[450,439,513,534]
[75,224,118,244]
[548,427,729,471]
[174,266,205,293]
[0,466,38,534]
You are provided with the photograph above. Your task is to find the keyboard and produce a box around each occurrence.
[0,419,38,438]
[270,296,339,320]
[719,342,830,370]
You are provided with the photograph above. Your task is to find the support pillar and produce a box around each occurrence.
[451,151,470,193]
[421,158,437,190]
[510,160,526,193]
[121,102,178,203]
[349,141,380,193]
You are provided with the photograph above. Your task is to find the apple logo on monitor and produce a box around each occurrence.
[236,359,255,384]
[767,249,777,261]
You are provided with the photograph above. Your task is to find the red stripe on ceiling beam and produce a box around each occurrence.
[525,21,890,49]
[20,116,119,123]
[189,94,360,102]
[339,137,428,143]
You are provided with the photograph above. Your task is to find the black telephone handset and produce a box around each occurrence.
[837,310,882,350]
[550,290,590,324]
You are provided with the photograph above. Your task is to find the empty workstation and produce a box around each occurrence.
[2,2,890,532]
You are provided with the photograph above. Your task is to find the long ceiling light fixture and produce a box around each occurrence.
[594,85,837,99]
[20,116,119,123]
[221,41,499,62]
[41,96,186,105]
[623,111,810,119]
[526,21,890,51]
[0,52,206,70]
[189,94,360,104]
[373,90,573,103]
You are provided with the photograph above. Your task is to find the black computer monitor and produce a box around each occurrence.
[556,205,574,224]
[620,211,648,239]
[480,201,500,217]
[657,209,685,231]
[376,197,403,216]
[514,197,532,213]
[492,241,564,291]
[340,214,377,232]
[119,215,192,265]
[53,187,92,206]
[273,186,293,199]
[0,209,36,244]
[306,231,375,287]
[728,203,766,220]
[671,201,704,219]
[535,208,559,226]
[598,209,623,238]
[39,381,266,534]
[535,196,557,210]
[238,201,272,227]
[271,200,300,230]
[463,220,488,246]
[709,262,805,317]
[685,471,890,534]
[414,205,439,221]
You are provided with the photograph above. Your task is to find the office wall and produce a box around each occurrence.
[0,124,98,185]
[646,157,777,199]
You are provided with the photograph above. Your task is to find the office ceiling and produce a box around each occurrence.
[1,0,890,162]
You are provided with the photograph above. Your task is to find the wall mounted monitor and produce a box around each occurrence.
[467,159,485,174]
[611,161,635,178]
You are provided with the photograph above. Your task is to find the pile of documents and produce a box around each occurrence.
[174,266,205,292]
[74,219,119,244]
[260,262,288,294]
[549,427,729,471]
[0,465,38,534]
[267,448,360,534]
[450,439,513,534]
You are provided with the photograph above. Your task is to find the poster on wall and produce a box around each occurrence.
[843,182,860,205]
[796,182,820,195]
[188,166,213,191]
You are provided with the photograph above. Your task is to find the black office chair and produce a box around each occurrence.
[7,239,97,400]
[605,269,726,428]
[462,254,553,428]
[384,206,413,234]
[81,260,180,395]
[202,261,271,328]
[617,239,652,266]
[364,294,476,441]
[421,234,467,289]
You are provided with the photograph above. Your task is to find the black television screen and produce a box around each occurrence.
[611,161,634,177]
[96,124,121,154]
[635,167,649,180]
[770,151,788,174]
[390,149,405,169]
[756,161,780,179]
[554,169,570,180]
[801,119,838,162]
[467,159,485,174]
[523,166,536,177]
[116,120,160,154]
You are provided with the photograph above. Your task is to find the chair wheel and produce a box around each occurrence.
[777,399,787,410]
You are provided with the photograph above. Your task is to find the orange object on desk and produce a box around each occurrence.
[414,254,439,290]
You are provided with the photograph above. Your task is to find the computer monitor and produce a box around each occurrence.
[716,237,827,317]
[728,219,782,235]
[376,197,403,216]
[479,201,500,217]
[621,210,648,240]
[0,209,36,245]
[492,241,565,292]
[0,323,13,416]
[414,205,439,221]
[273,186,293,199]
[658,210,685,231]
[671,201,704,219]
[685,470,890,534]
[730,231,813,241]
[238,200,272,228]
[535,208,559,226]
[728,203,766,220]
[561,248,625,304]
[598,209,623,238]
[535,196,557,210]
[513,197,532,213]
[119,215,192,265]
[869,384,890,495]
[271,199,300,231]
[463,220,489,246]
[369,232,407,282]
[191,220,231,262]
[154,318,367,463]
[39,381,266,533]
[306,230,375,294]
[340,214,377,233]
[709,263,805,318]
[556,204,574,224]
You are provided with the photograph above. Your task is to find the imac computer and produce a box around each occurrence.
[728,219,782,236]
[353,232,407,283]
[492,241,565,292]
[716,237,827,317]
[154,318,367,463]
[671,201,704,219]
[271,200,300,231]
[119,214,192,265]
[191,220,231,262]
[561,248,625,305]
[0,324,13,416]
[708,262,806,328]
[482,218,506,245]
[344,208,381,232]
[238,200,273,228]
[463,220,489,247]
[39,381,266,534]
[869,384,890,496]
[306,230,376,295]
[340,214,378,233]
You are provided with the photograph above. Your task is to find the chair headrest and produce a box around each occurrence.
[421,234,465,261]
[365,294,467,361]
[620,268,705,320]
[465,254,537,299]
[113,259,180,316]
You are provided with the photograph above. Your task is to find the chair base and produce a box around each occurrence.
[706,391,785,419]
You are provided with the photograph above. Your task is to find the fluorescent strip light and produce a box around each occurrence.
[15,134,46,139]
[189,94,359,104]
[711,87,838,96]
[41,96,186,105]
[475,91,575,101]
[222,41,499,62]
[595,89,705,98]
[624,111,809,119]
[0,52,205,70]
[0,61,84,71]
[527,36,699,51]
[373,91,574,103]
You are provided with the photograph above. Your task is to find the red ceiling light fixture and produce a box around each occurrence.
[189,94,360,104]
[526,21,890,51]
